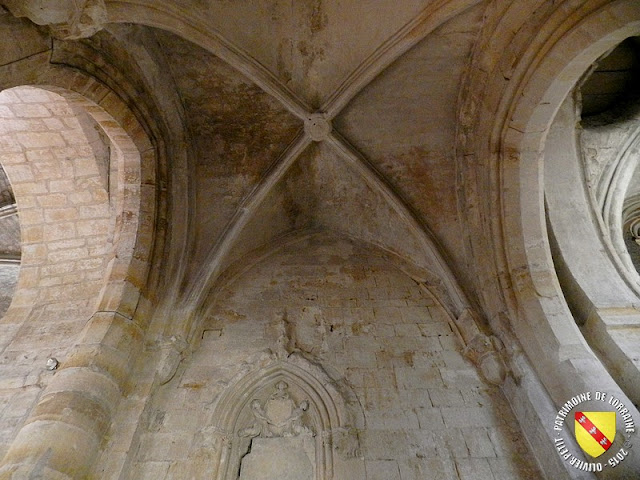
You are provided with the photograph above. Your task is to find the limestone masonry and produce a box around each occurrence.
[0,1,639,479]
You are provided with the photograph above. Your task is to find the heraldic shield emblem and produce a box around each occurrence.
[575,411,616,458]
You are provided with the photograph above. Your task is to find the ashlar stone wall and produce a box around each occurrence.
[126,234,540,480]
[0,86,113,458]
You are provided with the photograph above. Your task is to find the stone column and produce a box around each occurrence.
[0,311,142,479]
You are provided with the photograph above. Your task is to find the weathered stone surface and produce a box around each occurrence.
[0,3,639,479]
[122,234,539,479]
[239,437,315,480]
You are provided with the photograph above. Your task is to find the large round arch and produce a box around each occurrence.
[0,47,160,477]
[457,0,640,476]
[499,1,640,400]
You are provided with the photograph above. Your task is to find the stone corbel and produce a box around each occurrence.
[488,311,527,383]
[154,335,189,385]
[327,427,361,460]
[1,0,106,39]
[463,333,507,386]
[456,308,507,385]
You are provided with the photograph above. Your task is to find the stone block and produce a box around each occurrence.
[361,430,408,460]
[433,428,468,458]
[18,208,44,226]
[372,306,402,321]
[47,238,85,252]
[6,164,34,183]
[427,387,464,407]
[43,221,77,240]
[365,460,401,480]
[417,321,453,337]
[33,162,65,180]
[439,366,484,388]
[0,105,13,118]
[68,191,94,205]
[12,103,51,118]
[461,427,496,458]
[0,136,23,153]
[441,407,500,429]
[16,132,66,148]
[48,179,76,193]
[43,118,65,130]
[239,437,314,480]
[373,323,396,337]
[44,207,78,223]
[137,432,192,462]
[405,429,439,458]
[48,246,89,263]
[401,306,432,323]
[36,193,68,208]
[21,225,43,244]
[348,347,378,368]
[395,366,443,390]
[45,102,74,116]
[438,333,463,350]
[428,306,453,324]
[25,148,55,162]
[41,260,76,277]
[455,458,495,480]
[369,409,420,430]
[394,323,422,337]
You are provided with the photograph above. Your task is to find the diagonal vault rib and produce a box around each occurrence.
[321,0,481,118]
[106,0,312,120]
[183,130,312,309]
[325,131,469,312]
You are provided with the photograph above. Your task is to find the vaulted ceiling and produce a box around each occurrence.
[104,1,487,309]
[0,0,490,313]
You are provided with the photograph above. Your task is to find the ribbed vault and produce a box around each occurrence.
[111,3,487,323]
[4,1,640,478]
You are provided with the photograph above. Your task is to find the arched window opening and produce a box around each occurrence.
[576,37,640,279]
[544,35,640,406]
[579,37,640,118]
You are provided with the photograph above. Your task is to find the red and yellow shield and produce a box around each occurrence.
[575,411,616,458]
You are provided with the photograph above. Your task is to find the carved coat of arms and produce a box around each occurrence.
[239,381,314,438]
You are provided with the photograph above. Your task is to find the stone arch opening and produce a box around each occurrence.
[574,37,640,282]
[209,355,364,480]
[0,41,161,319]
[505,16,640,408]
[465,0,640,396]
[0,84,143,326]
[0,70,159,475]
[543,38,640,413]
[0,83,146,460]
[456,2,640,475]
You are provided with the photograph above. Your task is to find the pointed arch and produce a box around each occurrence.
[208,353,364,480]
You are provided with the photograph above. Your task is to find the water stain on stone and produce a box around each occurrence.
[154,29,302,181]
[181,382,205,389]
